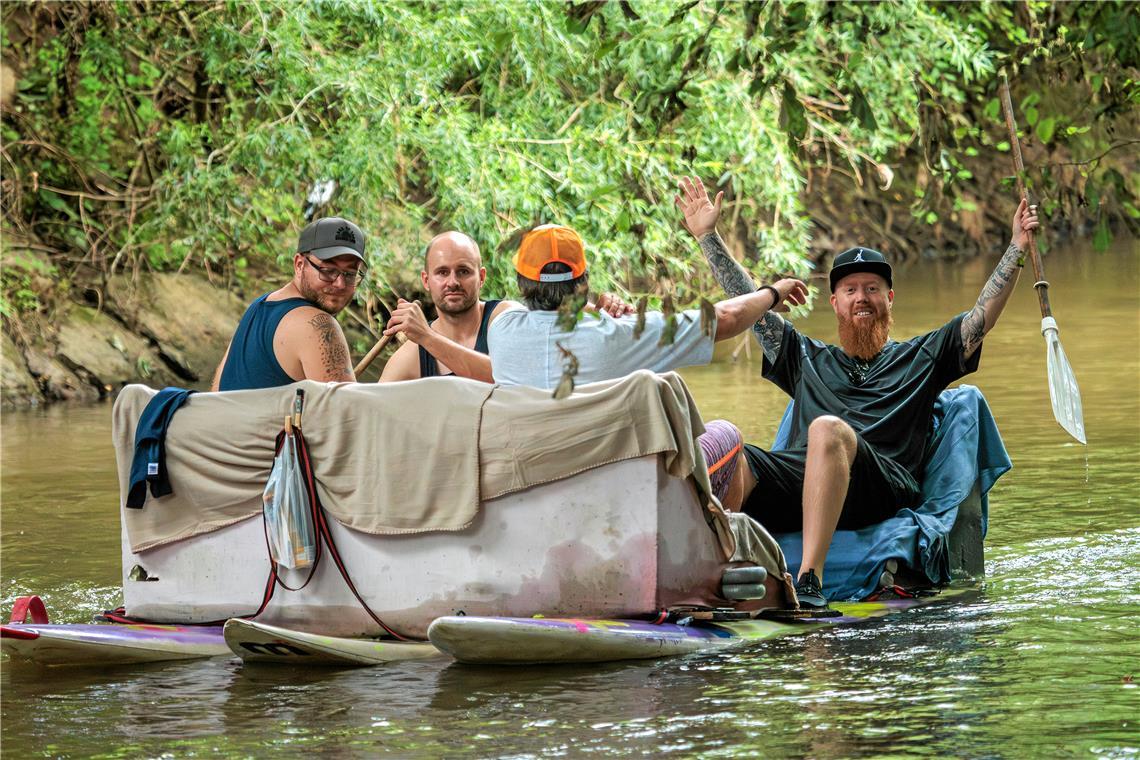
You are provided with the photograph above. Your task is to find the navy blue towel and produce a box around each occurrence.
[126,387,196,509]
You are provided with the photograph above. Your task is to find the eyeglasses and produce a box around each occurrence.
[304,256,366,285]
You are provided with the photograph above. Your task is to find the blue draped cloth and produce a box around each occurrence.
[771,384,1010,601]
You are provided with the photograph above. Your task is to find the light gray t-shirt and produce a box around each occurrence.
[488,307,716,389]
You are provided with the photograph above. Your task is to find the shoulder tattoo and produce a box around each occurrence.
[308,312,352,379]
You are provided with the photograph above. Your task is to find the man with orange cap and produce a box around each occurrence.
[489,221,806,544]
[488,223,807,389]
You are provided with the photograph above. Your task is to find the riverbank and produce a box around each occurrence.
[0,271,249,408]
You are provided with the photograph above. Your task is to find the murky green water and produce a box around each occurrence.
[3,239,1138,757]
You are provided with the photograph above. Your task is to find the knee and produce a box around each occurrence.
[807,415,857,457]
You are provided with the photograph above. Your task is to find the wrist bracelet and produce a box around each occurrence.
[758,285,781,307]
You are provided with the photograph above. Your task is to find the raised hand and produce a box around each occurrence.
[1012,198,1040,251]
[673,175,723,239]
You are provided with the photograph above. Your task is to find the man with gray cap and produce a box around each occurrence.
[677,175,1038,609]
[211,216,366,391]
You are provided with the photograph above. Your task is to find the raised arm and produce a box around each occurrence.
[675,175,787,361]
[714,278,808,340]
[960,199,1039,359]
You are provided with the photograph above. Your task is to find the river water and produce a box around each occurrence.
[2,239,1137,757]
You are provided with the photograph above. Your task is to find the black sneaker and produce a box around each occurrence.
[794,569,830,609]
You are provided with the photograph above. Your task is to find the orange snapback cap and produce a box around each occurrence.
[513,224,587,282]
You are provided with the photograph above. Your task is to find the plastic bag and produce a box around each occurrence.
[262,429,316,569]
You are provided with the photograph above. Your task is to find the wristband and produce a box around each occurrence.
[758,285,781,308]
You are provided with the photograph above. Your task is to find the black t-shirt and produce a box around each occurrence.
[762,312,980,478]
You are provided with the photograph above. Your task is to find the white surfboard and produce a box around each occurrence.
[223,618,440,666]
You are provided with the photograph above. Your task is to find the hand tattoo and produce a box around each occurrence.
[961,243,1021,356]
[309,312,352,379]
[697,231,784,361]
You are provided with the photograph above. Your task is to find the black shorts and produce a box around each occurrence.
[741,436,921,533]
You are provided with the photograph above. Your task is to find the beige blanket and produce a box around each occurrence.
[114,371,736,557]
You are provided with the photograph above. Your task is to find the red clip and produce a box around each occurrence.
[9,595,50,624]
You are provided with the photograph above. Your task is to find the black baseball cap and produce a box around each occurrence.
[829,247,892,292]
[297,217,366,264]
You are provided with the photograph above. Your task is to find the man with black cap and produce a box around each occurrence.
[211,216,367,391]
[676,175,1038,609]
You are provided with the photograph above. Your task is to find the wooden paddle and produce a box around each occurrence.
[353,333,397,376]
[351,294,412,377]
[999,75,1087,444]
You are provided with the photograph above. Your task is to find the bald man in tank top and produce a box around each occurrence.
[378,232,519,383]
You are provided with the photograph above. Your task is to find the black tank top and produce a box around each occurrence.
[418,300,500,378]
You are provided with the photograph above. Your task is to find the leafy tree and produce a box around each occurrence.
[2,1,1135,327]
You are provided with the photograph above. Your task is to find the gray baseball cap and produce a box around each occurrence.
[297,217,366,264]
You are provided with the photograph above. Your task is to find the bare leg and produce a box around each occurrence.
[799,415,858,582]
[721,451,756,512]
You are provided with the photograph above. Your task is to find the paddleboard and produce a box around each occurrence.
[223,618,441,666]
[0,623,228,667]
[428,591,966,665]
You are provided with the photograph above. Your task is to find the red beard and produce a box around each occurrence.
[837,309,893,360]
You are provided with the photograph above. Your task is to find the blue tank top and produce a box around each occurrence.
[418,300,501,378]
[218,294,312,391]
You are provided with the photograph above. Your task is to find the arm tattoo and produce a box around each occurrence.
[961,243,1021,355]
[698,231,784,361]
[753,313,784,363]
[698,232,756,297]
[309,313,351,379]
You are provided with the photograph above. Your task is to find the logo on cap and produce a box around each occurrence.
[335,226,356,244]
[853,251,865,262]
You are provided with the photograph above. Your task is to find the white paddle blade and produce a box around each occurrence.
[1041,318,1087,444]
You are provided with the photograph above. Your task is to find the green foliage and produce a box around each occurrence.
[0,247,57,318]
[926,0,1140,246]
[2,0,1135,320]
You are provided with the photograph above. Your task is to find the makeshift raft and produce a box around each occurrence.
[2,373,1002,668]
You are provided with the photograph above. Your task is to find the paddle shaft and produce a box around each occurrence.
[999,77,1052,320]
[353,334,395,376]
